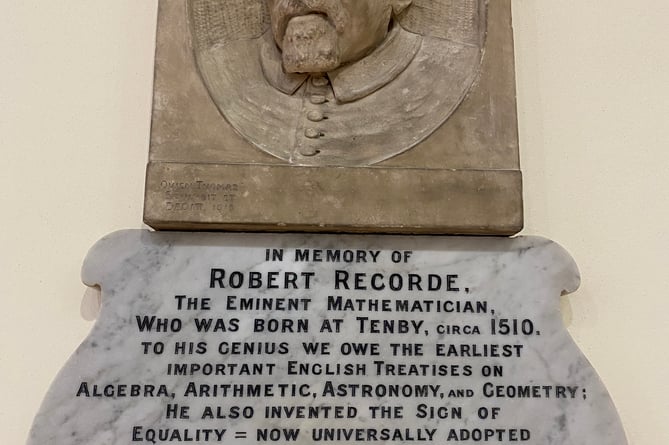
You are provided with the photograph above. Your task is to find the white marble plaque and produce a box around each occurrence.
[28,231,627,444]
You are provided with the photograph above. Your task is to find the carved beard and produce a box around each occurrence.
[281,14,340,73]
[269,0,349,73]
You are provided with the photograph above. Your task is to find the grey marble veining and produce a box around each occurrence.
[28,230,627,444]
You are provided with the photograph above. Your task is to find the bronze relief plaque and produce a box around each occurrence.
[144,0,522,234]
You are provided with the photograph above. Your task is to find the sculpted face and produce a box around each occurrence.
[267,0,411,73]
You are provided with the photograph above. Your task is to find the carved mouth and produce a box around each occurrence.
[279,11,332,41]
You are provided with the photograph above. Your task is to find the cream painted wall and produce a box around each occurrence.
[1,1,667,443]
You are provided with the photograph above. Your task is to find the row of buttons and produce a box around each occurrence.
[299,75,330,155]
